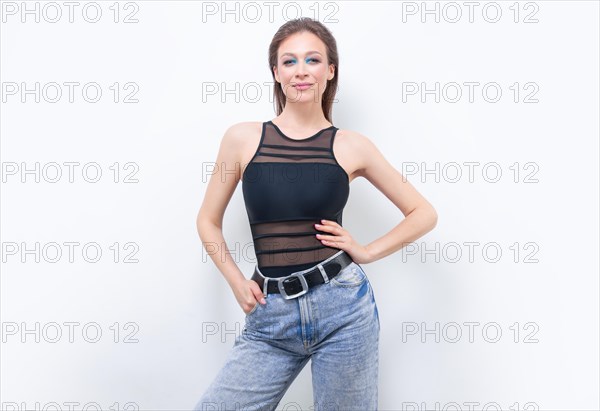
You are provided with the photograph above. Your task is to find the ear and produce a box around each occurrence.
[328,64,335,81]
[273,65,280,84]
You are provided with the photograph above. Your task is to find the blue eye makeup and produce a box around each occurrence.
[283,57,321,65]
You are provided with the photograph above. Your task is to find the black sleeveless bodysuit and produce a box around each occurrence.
[242,120,350,278]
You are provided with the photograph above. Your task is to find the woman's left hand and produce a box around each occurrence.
[315,219,373,264]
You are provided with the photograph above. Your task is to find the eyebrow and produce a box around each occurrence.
[280,51,323,58]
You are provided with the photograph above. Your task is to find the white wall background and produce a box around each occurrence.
[1,1,598,410]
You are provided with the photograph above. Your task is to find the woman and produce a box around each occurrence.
[194,17,437,411]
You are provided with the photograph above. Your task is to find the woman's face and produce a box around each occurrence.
[273,31,335,103]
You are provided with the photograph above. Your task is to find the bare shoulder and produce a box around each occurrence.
[219,121,263,158]
[334,127,381,181]
[221,121,263,145]
[335,127,376,150]
[218,121,264,180]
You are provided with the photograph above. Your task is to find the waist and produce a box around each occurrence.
[255,246,343,278]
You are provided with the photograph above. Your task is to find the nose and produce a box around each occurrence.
[294,60,309,76]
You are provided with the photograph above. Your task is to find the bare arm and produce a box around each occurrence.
[312,129,438,264]
[196,123,266,312]
[324,131,437,263]
[196,123,245,288]
[356,132,438,263]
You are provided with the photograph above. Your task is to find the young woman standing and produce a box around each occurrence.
[194,17,437,411]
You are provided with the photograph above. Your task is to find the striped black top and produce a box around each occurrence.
[242,121,350,278]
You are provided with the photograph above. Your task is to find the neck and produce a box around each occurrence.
[276,105,330,128]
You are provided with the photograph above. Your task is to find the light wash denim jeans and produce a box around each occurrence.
[193,256,380,411]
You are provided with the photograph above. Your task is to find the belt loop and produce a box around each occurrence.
[317,263,329,283]
[262,277,269,297]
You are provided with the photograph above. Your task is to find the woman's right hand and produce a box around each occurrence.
[232,279,267,314]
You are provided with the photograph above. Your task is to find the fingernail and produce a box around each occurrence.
[260,298,266,304]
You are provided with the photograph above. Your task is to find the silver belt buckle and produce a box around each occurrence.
[277,272,309,300]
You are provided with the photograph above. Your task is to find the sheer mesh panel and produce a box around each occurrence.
[243,121,348,278]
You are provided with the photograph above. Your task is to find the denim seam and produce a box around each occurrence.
[329,267,367,288]
[246,301,260,317]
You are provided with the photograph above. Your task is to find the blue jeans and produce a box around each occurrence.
[193,254,380,411]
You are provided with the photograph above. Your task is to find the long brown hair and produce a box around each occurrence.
[268,17,339,123]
